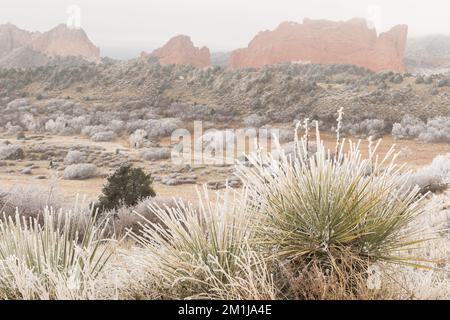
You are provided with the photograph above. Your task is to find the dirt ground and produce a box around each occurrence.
[1,130,449,205]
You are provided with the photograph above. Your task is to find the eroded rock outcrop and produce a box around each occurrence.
[31,24,100,63]
[0,23,38,57]
[0,23,100,66]
[229,18,408,72]
[146,35,211,68]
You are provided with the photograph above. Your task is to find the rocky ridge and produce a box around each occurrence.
[229,18,408,72]
[0,23,100,68]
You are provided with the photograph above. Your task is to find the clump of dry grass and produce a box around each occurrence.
[0,206,115,300]
[126,187,277,300]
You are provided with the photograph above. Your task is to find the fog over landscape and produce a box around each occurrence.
[2,0,450,58]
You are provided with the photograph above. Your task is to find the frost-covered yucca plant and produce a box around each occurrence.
[129,187,276,300]
[237,123,426,297]
[0,207,114,300]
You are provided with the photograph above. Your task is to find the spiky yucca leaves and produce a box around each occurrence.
[0,207,114,300]
[129,187,277,300]
[237,130,426,297]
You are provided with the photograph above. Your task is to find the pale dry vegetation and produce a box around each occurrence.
[0,118,448,300]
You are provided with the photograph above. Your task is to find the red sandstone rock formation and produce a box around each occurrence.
[149,35,211,68]
[0,24,38,57]
[31,24,100,62]
[229,18,408,72]
[0,23,100,63]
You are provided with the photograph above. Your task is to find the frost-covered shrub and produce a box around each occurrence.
[5,122,23,134]
[392,115,450,142]
[236,134,425,299]
[68,116,90,134]
[197,130,236,151]
[266,128,295,144]
[392,115,426,140]
[0,208,112,300]
[125,118,181,138]
[140,147,171,161]
[417,117,450,143]
[244,114,269,128]
[63,164,98,180]
[64,150,85,165]
[129,129,148,149]
[128,190,275,300]
[91,131,117,142]
[344,119,386,138]
[108,197,178,236]
[147,118,182,138]
[109,120,125,134]
[126,120,148,133]
[21,114,39,131]
[0,144,24,160]
[408,153,450,194]
[81,125,109,137]
[45,117,79,135]
[278,128,296,143]
[257,127,295,144]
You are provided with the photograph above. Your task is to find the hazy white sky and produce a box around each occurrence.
[1,0,449,58]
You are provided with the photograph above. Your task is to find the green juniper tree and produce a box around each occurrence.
[96,164,156,212]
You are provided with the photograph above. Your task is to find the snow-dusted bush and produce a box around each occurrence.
[45,117,79,135]
[126,118,182,138]
[140,147,171,161]
[126,120,148,133]
[90,131,117,142]
[344,119,386,138]
[129,189,275,300]
[64,150,85,165]
[236,132,425,299]
[244,114,269,128]
[108,197,179,236]
[81,125,109,137]
[278,128,296,143]
[109,120,125,134]
[197,130,236,151]
[5,122,23,134]
[67,116,90,134]
[392,115,450,142]
[265,128,295,144]
[21,114,39,131]
[0,144,24,160]
[129,129,148,149]
[63,164,98,180]
[147,118,182,138]
[392,116,426,140]
[417,117,450,143]
[408,153,450,194]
